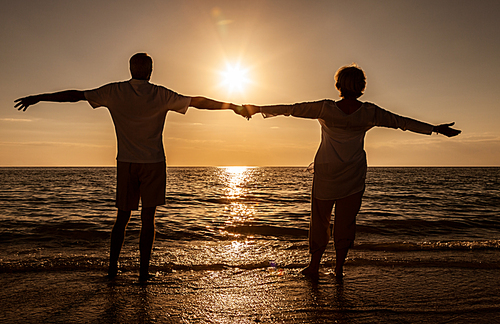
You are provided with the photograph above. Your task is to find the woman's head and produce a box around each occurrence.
[335,64,366,99]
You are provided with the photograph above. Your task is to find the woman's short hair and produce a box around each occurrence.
[129,53,153,80]
[335,64,366,99]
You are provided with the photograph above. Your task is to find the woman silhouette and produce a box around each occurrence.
[245,64,460,279]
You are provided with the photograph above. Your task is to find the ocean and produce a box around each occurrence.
[1,167,499,323]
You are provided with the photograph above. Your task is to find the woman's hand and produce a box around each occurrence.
[434,122,461,137]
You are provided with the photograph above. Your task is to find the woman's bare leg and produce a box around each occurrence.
[333,190,364,278]
[302,197,335,277]
[301,248,326,277]
[334,247,349,279]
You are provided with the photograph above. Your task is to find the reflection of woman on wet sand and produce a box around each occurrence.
[245,64,461,279]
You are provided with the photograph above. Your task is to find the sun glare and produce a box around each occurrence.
[219,63,250,94]
[225,166,249,174]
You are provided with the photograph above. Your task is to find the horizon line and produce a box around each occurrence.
[0,165,498,168]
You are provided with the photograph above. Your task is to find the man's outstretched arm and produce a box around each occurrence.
[15,90,86,111]
[189,96,250,118]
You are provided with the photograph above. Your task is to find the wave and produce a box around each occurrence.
[0,258,287,274]
[2,248,500,274]
[3,218,498,245]
[346,257,500,270]
[166,195,310,206]
[223,225,308,238]
[357,216,500,235]
[354,239,500,252]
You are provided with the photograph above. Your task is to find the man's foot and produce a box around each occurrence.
[334,266,344,281]
[107,266,118,279]
[139,273,156,282]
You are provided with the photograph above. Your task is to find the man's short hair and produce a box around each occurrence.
[335,64,366,99]
[130,53,153,80]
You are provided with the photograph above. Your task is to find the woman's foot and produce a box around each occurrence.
[301,265,320,280]
[301,266,317,276]
[334,247,348,280]
[301,249,324,278]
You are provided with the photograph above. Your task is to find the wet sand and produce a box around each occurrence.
[2,265,500,323]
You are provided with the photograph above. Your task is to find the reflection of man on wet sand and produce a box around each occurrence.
[15,53,249,281]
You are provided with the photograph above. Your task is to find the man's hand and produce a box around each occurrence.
[434,122,461,137]
[14,90,86,112]
[243,104,261,117]
[14,95,41,112]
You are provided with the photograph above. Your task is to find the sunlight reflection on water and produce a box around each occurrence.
[218,167,256,240]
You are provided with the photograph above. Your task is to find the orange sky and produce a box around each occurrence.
[1,0,499,166]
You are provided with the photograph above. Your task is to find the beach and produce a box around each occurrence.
[3,265,500,323]
[1,167,499,323]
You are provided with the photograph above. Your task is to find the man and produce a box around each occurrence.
[15,53,249,281]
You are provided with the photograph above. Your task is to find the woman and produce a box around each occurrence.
[245,64,460,279]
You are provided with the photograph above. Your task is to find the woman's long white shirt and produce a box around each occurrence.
[261,100,434,200]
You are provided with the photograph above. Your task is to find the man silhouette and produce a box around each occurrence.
[15,53,248,281]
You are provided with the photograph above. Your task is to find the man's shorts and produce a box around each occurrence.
[116,161,166,211]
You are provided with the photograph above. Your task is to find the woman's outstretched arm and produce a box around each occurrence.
[244,101,325,119]
[373,105,461,137]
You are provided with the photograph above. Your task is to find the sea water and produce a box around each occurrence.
[1,167,499,323]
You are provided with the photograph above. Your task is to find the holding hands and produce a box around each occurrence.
[232,104,261,120]
[243,104,261,117]
[231,105,251,119]
[232,104,260,120]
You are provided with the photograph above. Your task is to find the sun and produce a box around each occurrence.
[219,63,250,94]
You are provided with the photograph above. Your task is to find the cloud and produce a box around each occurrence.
[0,118,32,122]
[452,133,500,143]
[366,132,500,166]
[0,141,110,148]
[216,19,233,26]
[165,137,225,144]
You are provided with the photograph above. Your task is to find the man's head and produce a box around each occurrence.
[130,53,153,80]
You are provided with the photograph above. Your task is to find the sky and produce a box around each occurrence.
[1,0,499,166]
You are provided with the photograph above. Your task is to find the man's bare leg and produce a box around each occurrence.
[109,209,131,278]
[139,206,156,281]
